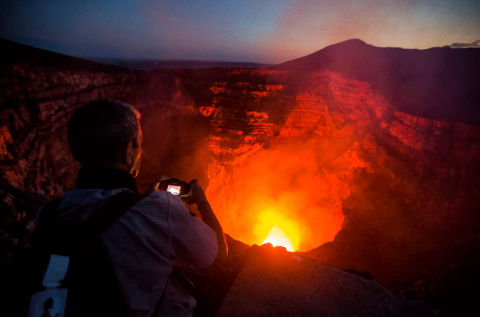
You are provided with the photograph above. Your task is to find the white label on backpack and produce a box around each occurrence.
[28,255,70,317]
[28,288,68,317]
[43,254,70,288]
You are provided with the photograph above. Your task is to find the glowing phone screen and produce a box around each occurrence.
[166,185,181,195]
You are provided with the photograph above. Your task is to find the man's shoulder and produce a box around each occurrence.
[130,191,185,216]
[136,190,170,207]
[132,192,200,225]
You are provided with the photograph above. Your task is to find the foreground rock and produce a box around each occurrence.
[216,245,436,317]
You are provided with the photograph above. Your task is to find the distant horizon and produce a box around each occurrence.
[3,35,479,67]
[87,58,274,70]
[83,38,480,63]
[84,56,274,65]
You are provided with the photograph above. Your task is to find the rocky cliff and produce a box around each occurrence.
[0,39,136,196]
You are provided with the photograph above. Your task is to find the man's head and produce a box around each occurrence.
[68,99,142,177]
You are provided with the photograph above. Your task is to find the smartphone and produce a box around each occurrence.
[160,178,191,200]
[166,184,181,196]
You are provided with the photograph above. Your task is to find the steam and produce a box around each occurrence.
[136,100,213,188]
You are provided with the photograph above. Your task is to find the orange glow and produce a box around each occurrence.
[255,211,300,252]
[206,141,346,252]
[261,225,295,252]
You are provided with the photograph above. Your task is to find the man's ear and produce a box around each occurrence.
[125,141,134,165]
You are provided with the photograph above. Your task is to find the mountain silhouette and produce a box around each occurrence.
[273,39,480,126]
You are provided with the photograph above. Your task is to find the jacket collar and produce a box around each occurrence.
[76,166,139,193]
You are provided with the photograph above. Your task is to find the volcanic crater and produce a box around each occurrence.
[1,38,480,316]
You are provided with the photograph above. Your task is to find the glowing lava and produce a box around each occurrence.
[261,225,295,252]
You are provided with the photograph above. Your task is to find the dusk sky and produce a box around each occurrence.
[1,0,479,63]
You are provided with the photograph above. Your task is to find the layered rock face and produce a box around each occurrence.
[203,70,390,251]
[310,109,480,285]
[198,69,291,163]
[0,60,135,196]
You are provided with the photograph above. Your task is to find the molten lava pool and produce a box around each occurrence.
[261,225,295,251]
[206,143,347,252]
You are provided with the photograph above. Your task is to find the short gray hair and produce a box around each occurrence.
[68,99,141,166]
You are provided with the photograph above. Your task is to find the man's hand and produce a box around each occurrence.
[186,179,209,206]
[143,175,170,195]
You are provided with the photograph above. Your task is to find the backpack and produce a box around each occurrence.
[0,191,145,317]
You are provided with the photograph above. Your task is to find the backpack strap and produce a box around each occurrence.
[36,191,145,255]
[58,191,146,317]
[39,191,144,257]
[72,191,145,254]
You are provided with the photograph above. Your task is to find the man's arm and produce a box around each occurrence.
[188,180,228,264]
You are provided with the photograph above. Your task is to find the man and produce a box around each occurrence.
[59,99,227,316]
